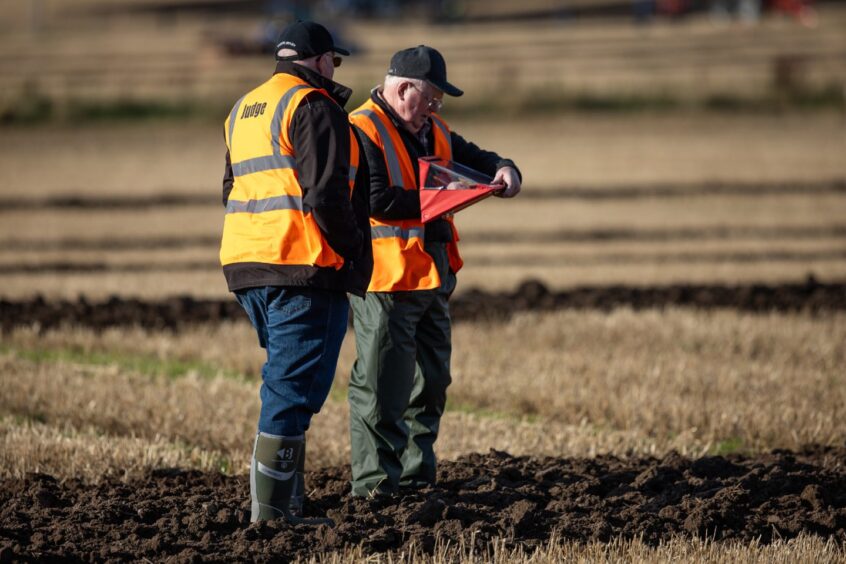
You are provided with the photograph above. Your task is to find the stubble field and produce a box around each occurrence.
[2,109,845,561]
[2,5,846,562]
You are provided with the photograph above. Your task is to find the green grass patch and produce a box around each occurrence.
[0,343,249,382]
[445,399,541,423]
[712,436,745,456]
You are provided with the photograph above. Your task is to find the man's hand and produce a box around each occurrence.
[492,166,521,198]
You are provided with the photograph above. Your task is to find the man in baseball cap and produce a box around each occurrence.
[220,20,371,525]
[275,20,350,61]
[347,45,521,498]
[387,45,463,97]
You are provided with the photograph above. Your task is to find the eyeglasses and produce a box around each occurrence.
[321,52,342,68]
[410,83,443,112]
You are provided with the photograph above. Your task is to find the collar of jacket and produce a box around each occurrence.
[370,87,405,129]
[274,61,352,108]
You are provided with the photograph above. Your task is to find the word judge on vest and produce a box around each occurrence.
[347,45,522,497]
[219,20,372,526]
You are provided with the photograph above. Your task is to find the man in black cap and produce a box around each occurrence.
[348,45,521,497]
[220,20,372,524]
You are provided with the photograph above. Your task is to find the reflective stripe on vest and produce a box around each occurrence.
[430,113,463,273]
[226,194,307,214]
[352,109,406,188]
[431,116,452,158]
[227,95,245,153]
[231,154,296,177]
[370,225,424,240]
[351,108,427,251]
[270,84,309,156]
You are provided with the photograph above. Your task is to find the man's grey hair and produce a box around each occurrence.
[384,75,426,90]
[277,47,299,60]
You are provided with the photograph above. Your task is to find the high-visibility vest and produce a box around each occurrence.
[350,99,463,292]
[220,73,359,270]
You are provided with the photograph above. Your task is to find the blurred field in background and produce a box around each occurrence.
[1,1,845,559]
[1,0,845,118]
[1,0,844,299]
[1,110,844,297]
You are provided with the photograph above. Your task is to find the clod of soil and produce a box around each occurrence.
[1,447,844,561]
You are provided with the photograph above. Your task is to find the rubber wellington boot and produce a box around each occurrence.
[289,436,306,518]
[250,432,334,526]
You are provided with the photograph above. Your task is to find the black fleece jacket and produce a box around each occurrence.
[222,62,372,296]
[355,90,521,242]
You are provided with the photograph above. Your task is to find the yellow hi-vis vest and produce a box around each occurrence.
[350,99,463,292]
[220,73,359,270]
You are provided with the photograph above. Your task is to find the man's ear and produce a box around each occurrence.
[397,81,409,100]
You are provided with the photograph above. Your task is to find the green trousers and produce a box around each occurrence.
[348,242,456,496]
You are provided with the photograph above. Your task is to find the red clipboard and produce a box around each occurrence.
[418,157,501,223]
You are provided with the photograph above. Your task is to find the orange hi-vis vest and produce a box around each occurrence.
[220,73,359,270]
[350,99,463,292]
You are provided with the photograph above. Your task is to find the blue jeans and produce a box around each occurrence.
[235,286,349,436]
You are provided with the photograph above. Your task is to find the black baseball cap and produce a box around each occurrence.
[388,45,463,97]
[275,20,350,61]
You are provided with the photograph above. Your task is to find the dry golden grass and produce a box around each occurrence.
[7,235,843,270]
[2,181,843,298]
[0,343,672,482]
[350,309,846,452]
[302,534,846,564]
[0,416,234,481]
[459,193,846,234]
[459,237,846,262]
[3,308,843,484]
[0,271,232,300]
[2,191,841,244]
[0,207,221,242]
[8,246,215,267]
[0,123,227,198]
[1,113,843,199]
[455,113,846,189]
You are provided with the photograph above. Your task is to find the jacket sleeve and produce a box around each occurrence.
[342,127,374,296]
[450,131,522,182]
[291,94,364,261]
[355,125,421,221]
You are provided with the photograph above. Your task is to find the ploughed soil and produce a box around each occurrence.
[2,278,844,333]
[2,447,845,561]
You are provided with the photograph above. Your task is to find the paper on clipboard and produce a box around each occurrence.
[418,157,501,223]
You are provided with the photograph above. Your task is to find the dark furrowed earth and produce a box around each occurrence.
[1,447,845,562]
[2,278,844,333]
